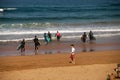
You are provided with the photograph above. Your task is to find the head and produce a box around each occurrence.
[35,35,37,38]
[23,39,25,41]
[71,44,74,47]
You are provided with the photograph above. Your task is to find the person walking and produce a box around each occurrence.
[20,39,25,53]
[33,35,40,54]
[17,39,25,56]
[69,44,76,64]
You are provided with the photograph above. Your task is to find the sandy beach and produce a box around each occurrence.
[0,64,118,80]
[0,35,120,80]
[0,0,120,80]
[0,50,120,80]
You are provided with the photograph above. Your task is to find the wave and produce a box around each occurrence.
[0,28,120,35]
[0,32,120,42]
[1,14,120,22]
[1,6,120,13]
[0,8,17,12]
[4,8,17,10]
[0,8,4,12]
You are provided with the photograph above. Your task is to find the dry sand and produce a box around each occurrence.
[0,64,117,80]
[0,50,120,80]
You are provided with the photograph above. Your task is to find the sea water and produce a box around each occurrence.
[0,0,120,42]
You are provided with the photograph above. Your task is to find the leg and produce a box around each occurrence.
[21,47,25,56]
[72,55,75,64]
[35,46,38,55]
[69,54,75,64]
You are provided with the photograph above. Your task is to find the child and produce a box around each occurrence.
[69,44,76,64]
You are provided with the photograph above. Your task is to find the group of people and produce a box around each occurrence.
[17,31,62,55]
[17,36,40,55]
[17,30,95,64]
[81,31,96,43]
[44,31,61,44]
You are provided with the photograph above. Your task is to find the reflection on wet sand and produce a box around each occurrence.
[89,41,96,52]
[81,40,96,52]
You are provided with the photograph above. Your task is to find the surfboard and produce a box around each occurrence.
[17,43,22,50]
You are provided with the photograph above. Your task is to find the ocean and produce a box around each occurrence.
[0,0,120,42]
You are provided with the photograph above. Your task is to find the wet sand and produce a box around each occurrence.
[0,35,120,56]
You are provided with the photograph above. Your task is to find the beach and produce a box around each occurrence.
[0,0,120,79]
[0,35,120,56]
[0,50,120,80]
[0,33,120,80]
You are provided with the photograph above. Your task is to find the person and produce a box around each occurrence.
[17,39,25,55]
[69,44,76,64]
[44,33,50,44]
[20,39,25,53]
[55,31,61,41]
[81,32,87,43]
[33,35,40,54]
[88,30,96,41]
[48,31,52,41]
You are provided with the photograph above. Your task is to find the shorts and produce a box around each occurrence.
[70,54,75,61]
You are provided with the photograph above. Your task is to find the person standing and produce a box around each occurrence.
[69,44,76,64]
[44,33,50,44]
[33,35,40,54]
[48,31,52,41]
[81,32,87,43]
[55,31,61,41]
[89,30,96,41]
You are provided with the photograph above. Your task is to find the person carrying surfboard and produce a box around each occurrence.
[33,35,40,54]
[17,39,25,53]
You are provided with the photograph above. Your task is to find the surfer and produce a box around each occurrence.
[17,39,25,55]
[55,31,61,41]
[81,32,87,43]
[44,33,50,45]
[33,35,40,54]
[88,30,96,41]
[48,31,52,41]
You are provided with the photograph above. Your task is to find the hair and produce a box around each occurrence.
[71,44,74,46]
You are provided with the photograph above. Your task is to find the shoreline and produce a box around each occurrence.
[0,35,120,56]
